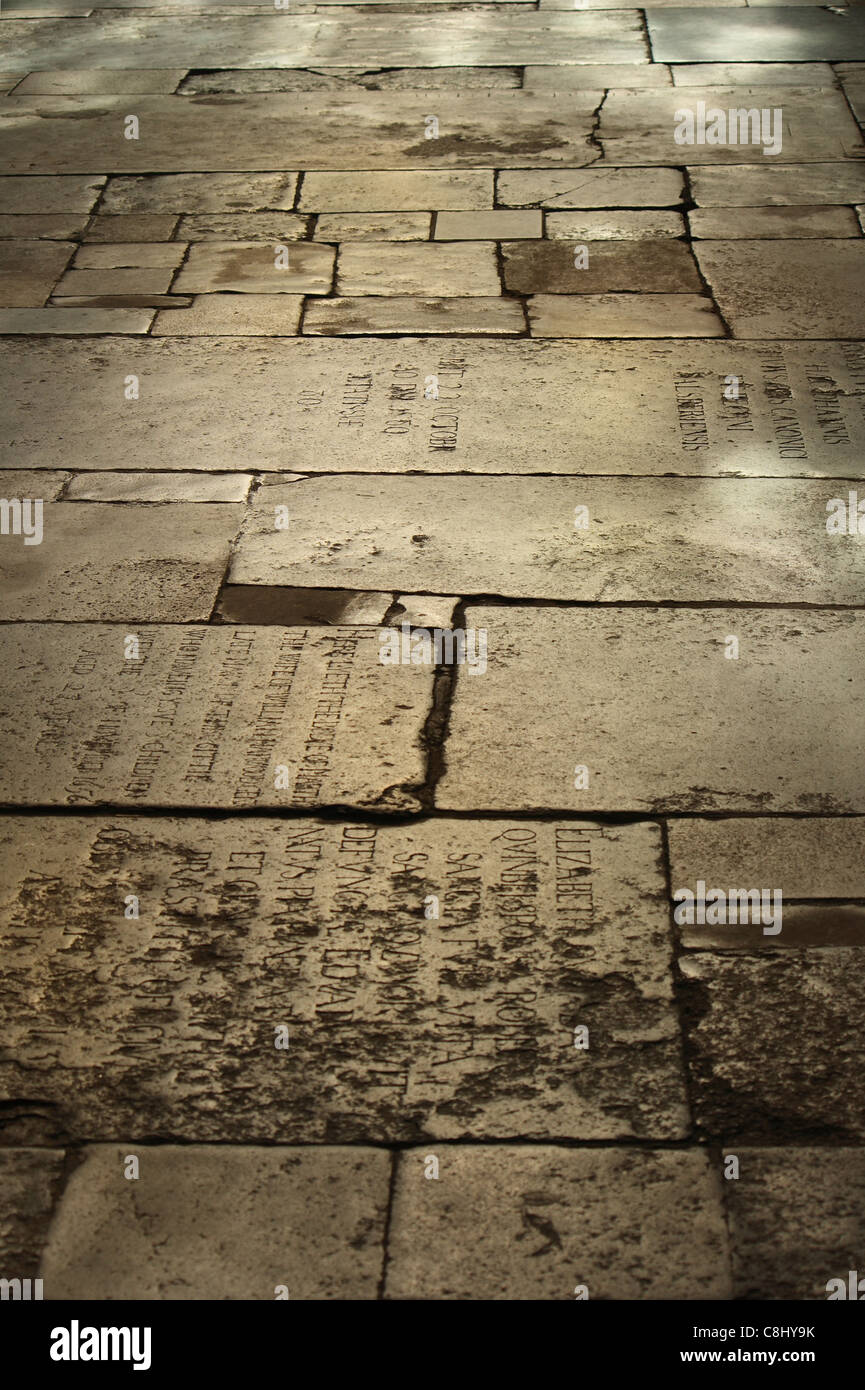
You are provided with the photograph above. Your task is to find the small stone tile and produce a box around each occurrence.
[73,242,187,269]
[0,240,75,307]
[690,163,865,207]
[314,212,430,241]
[673,62,834,87]
[152,294,303,336]
[102,173,298,215]
[503,240,702,293]
[0,215,88,241]
[689,205,860,239]
[84,214,179,242]
[498,167,684,209]
[668,818,865,901]
[42,1147,390,1299]
[300,170,494,212]
[0,307,154,333]
[647,9,865,63]
[176,214,309,242]
[546,209,686,240]
[173,243,334,295]
[337,242,500,296]
[65,472,254,503]
[303,296,523,335]
[435,210,542,240]
[52,267,177,296]
[386,1148,730,1300]
[14,69,185,94]
[524,62,672,88]
[0,1150,65,1279]
[0,175,104,215]
[695,239,865,337]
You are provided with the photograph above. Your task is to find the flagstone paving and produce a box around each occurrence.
[1,0,863,1305]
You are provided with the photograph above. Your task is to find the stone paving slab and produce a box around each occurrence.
[173,242,334,294]
[53,267,177,296]
[672,61,834,86]
[336,242,500,295]
[176,213,308,241]
[435,209,542,240]
[646,8,865,63]
[315,212,430,242]
[0,502,244,621]
[527,292,725,336]
[688,205,860,239]
[524,62,672,88]
[502,239,702,293]
[41,1147,390,1299]
[724,1149,865,1300]
[0,625,430,810]
[0,175,104,213]
[181,68,524,95]
[546,209,686,240]
[385,1147,730,1300]
[14,68,185,93]
[695,240,865,337]
[668,818,865,901]
[0,240,73,306]
[689,162,865,206]
[84,214,179,242]
[102,173,298,213]
[5,338,865,478]
[0,306,155,331]
[152,293,304,335]
[0,1149,65,1280]
[438,608,865,813]
[0,469,68,498]
[0,214,89,240]
[303,296,525,335]
[497,166,685,208]
[680,951,865,1140]
[299,170,494,211]
[65,471,254,501]
[0,816,688,1141]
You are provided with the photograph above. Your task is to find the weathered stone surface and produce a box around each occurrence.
[668,818,865,901]
[690,162,865,207]
[177,213,309,241]
[725,1149,865,1300]
[315,212,430,242]
[672,61,833,87]
[216,586,392,627]
[14,68,185,93]
[0,14,320,69]
[0,503,243,621]
[152,294,304,335]
[0,75,27,96]
[524,62,672,88]
[66,472,254,502]
[677,903,865,951]
[395,594,457,629]
[51,294,190,309]
[230,476,865,604]
[546,209,686,240]
[0,175,104,213]
[688,205,860,239]
[528,292,724,337]
[72,242,186,269]
[0,470,68,500]
[84,214,179,242]
[0,240,73,306]
[438,607,865,812]
[697,239,865,337]
[503,239,702,292]
[0,815,688,1140]
[300,170,493,211]
[52,267,176,296]
[435,210,542,240]
[386,1148,730,1299]
[173,242,333,294]
[680,952,865,1139]
[646,8,865,63]
[336,242,499,295]
[498,166,684,208]
[303,296,524,335]
[0,306,154,332]
[0,214,87,241]
[180,67,522,95]
[0,627,430,810]
[5,338,865,478]
[42,1147,390,1299]
[0,1150,65,1279]
[102,173,298,214]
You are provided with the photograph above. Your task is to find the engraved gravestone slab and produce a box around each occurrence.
[3,338,864,478]
[0,815,687,1142]
[0,625,430,811]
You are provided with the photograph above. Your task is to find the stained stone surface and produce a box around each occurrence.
[502,240,702,293]
[0,626,430,810]
[176,214,309,241]
[0,306,155,332]
[668,818,865,901]
[0,215,88,241]
[336,243,500,295]
[435,210,542,240]
[0,175,104,213]
[527,293,725,337]
[724,1149,865,1300]
[646,8,865,63]
[689,163,865,207]
[315,213,430,241]
[546,209,686,240]
[5,338,865,478]
[0,502,244,622]
[53,267,177,296]
[386,1148,730,1300]
[299,171,494,211]
[695,239,865,337]
[679,952,865,1140]
[42,1147,390,1300]
[438,607,865,813]
[498,167,684,209]
[303,296,525,335]
[72,242,187,269]
[152,294,304,335]
[65,472,254,502]
[84,215,179,242]
[0,240,73,306]
[0,1150,65,1279]
[688,205,860,239]
[172,242,334,294]
[0,816,688,1141]
[102,173,299,214]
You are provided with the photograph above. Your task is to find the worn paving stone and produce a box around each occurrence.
[600,87,863,164]
[504,240,701,293]
[179,67,522,94]
[0,75,27,95]
[646,8,865,63]
[300,170,493,211]
[0,14,320,69]
[0,306,154,332]
[678,903,865,951]
[153,294,304,335]
[230,476,865,604]
[668,818,865,902]
[725,1149,865,1300]
[0,1150,65,1280]
[498,166,684,209]
[51,293,191,309]
[0,626,430,810]
[303,296,524,335]
[438,607,865,813]
[0,470,68,500]
[680,952,865,1140]
[216,586,393,627]
[314,212,430,241]
[14,68,185,93]
[65,471,254,502]
[42,1147,390,1300]
[0,214,88,240]
[435,210,542,239]
[0,240,73,306]
[690,162,865,207]
[173,242,333,294]
[688,205,860,239]
[0,502,244,621]
[5,337,865,478]
[695,239,865,337]
[176,213,309,241]
[72,242,187,269]
[84,214,179,242]
[546,209,686,240]
[395,593,457,629]
[102,173,298,214]
[528,292,724,337]
[386,1148,729,1300]
[52,266,177,296]
[672,62,834,87]
[523,62,672,88]
[0,815,688,1140]
[336,242,499,295]
[0,175,104,214]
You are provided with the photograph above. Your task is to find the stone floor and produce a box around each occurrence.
[1,0,864,1303]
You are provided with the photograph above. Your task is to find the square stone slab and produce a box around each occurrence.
[438,608,865,813]
[152,294,304,335]
[695,239,865,336]
[0,175,104,214]
[229,476,865,604]
[4,338,865,478]
[302,297,525,335]
[528,292,724,337]
[0,815,688,1141]
[0,1150,65,1278]
[314,213,430,242]
[498,166,685,209]
[0,307,154,332]
[386,1148,729,1300]
[300,171,493,212]
[725,1149,865,1300]
[102,173,298,214]
[41,1147,390,1300]
[646,8,865,62]
[546,209,686,240]
[0,626,430,810]
[680,951,865,1139]
[0,240,73,306]
[435,210,542,240]
[688,205,860,238]
[503,240,702,292]
[0,502,244,621]
[173,243,334,294]
[668,817,865,900]
[336,243,499,296]
[690,163,865,206]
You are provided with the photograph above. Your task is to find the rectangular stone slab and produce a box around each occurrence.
[0,1150,66,1277]
[689,163,865,207]
[4,338,865,479]
[695,240,865,338]
[0,626,430,811]
[230,476,865,604]
[0,815,688,1141]
[669,818,865,900]
[438,607,865,813]
[646,8,865,62]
